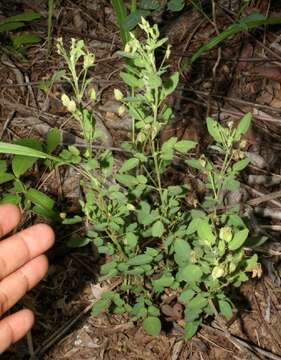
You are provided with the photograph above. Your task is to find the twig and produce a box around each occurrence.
[0,111,15,139]
[244,185,281,208]
[203,324,281,360]
[247,189,281,207]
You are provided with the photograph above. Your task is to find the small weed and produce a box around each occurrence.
[0,18,262,338]
[0,130,61,219]
[56,18,260,338]
[0,10,42,50]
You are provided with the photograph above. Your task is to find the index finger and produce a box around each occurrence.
[0,224,55,280]
[0,204,21,238]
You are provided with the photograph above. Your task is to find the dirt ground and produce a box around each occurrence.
[1,0,281,359]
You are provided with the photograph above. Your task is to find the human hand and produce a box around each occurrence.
[0,204,55,353]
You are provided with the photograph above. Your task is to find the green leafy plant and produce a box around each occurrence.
[0,18,261,339]
[0,129,61,219]
[54,18,259,338]
[56,38,97,156]
[0,10,41,49]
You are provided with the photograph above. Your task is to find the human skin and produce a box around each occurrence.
[0,204,55,353]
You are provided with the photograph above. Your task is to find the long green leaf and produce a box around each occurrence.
[0,11,41,25]
[191,13,281,64]
[111,0,130,45]
[0,142,58,161]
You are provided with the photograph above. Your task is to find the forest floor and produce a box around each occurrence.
[1,0,281,359]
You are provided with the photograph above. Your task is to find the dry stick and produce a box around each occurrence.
[181,94,281,124]
[181,89,281,116]
[208,299,260,359]
[34,279,122,357]
[244,185,281,208]
[202,324,281,360]
[247,190,281,207]
[0,111,15,139]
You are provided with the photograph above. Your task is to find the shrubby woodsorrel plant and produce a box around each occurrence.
[0,18,259,338]
[55,18,259,338]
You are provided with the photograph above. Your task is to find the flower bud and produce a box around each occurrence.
[114,88,123,101]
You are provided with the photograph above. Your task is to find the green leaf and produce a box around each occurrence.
[0,161,7,172]
[148,305,160,316]
[228,229,249,250]
[120,158,139,172]
[0,173,14,185]
[62,215,83,224]
[161,72,179,98]
[174,238,191,266]
[140,0,160,10]
[125,232,138,248]
[245,254,258,271]
[12,139,42,178]
[149,74,162,89]
[67,237,91,248]
[174,238,191,256]
[235,113,252,140]
[185,159,205,170]
[219,300,233,320]
[174,140,197,153]
[12,34,41,48]
[168,0,185,12]
[0,22,24,33]
[26,188,55,209]
[120,71,142,87]
[188,293,208,310]
[127,254,153,266]
[197,220,216,244]
[111,0,130,44]
[122,9,150,31]
[222,177,240,191]
[179,289,195,303]
[232,158,250,172]
[100,261,117,275]
[190,15,281,64]
[152,275,174,292]
[143,316,161,336]
[1,193,21,205]
[184,320,200,339]
[91,298,111,316]
[116,174,138,187]
[12,155,37,178]
[0,11,41,24]
[0,142,57,161]
[177,264,202,283]
[206,117,224,143]
[152,220,165,237]
[137,201,154,225]
[32,205,58,220]
[46,128,61,154]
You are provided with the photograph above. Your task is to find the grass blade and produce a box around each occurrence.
[111,0,130,45]
[190,13,281,64]
[0,142,58,161]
